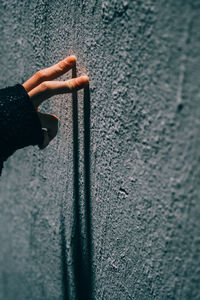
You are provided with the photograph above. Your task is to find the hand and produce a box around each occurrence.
[22,55,89,149]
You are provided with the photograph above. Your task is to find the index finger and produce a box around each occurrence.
[22,55,77,93]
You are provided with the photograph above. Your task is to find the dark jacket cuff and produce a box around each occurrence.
[0,83,44,164]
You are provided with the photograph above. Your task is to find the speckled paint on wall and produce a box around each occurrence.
[0,0,200,299]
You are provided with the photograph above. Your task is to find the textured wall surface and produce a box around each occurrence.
[0,0,200,299]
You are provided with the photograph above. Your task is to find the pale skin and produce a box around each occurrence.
[22,55,89,149]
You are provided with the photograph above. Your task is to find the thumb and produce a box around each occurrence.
[37,112,59,149]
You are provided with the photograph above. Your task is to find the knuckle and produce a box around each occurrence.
[67,79,75,90]
[35,70,44,80]
[40,81,48,91]
[57,61,65,71]
[57,57,75,72]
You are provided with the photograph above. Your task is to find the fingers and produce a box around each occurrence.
[29,76,89,107]
[24,56,89,150]
[37,112,59,149]
[23,55,77,93]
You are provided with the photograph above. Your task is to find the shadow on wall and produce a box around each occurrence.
[60,65,94,300]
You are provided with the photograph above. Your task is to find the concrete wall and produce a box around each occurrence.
[0,0,200,299]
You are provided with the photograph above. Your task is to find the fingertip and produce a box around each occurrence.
[80,75,89,84]
[70,55,77,60]
[68,55,77,65]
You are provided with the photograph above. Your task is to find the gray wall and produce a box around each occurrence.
[0,0,200,299]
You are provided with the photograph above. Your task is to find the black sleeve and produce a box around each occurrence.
[0,83,44,175]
